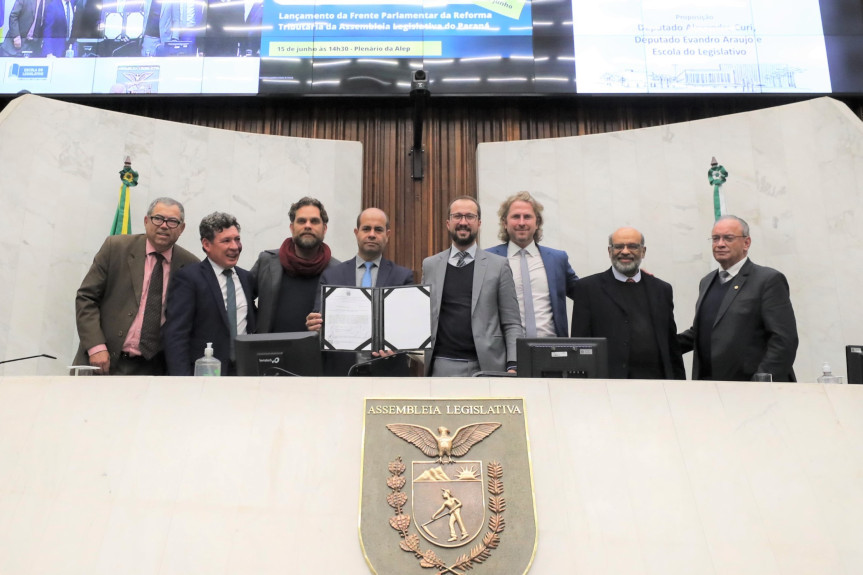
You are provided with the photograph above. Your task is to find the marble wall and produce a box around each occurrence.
[478,97,863,382]
[0,95,362,375]
[0,376,860,574]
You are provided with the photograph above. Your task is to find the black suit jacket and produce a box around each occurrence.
[678,259,798,382]
[571,268,685,380]
[163,259,257,376]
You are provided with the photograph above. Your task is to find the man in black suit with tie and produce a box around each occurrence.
[571,227,685,380]
[678,215,798,381]
[306,207,413,331]
[164,212,256,376]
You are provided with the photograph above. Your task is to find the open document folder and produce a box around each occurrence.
[321,285,431,352]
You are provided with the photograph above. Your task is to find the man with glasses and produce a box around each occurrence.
[422,196,523,376]
[74,197,198,375]
[678,215,798,381]
[570,227,685,379]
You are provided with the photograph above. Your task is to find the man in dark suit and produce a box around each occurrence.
[571,227,685,380]
[164,212,256,376]
[306,207,414,331]
[74,197,198,375]
[486,191,578,337]
[679,215,798,381]
[422,196,523,376]
[40,0,73,56]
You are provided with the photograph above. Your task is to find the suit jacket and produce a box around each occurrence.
[73,234,199,366]
[0,0,41,56]
[314,256,414,311]
[250,248,340,333]
[163,259,257,376]
[678,259,798,382]
[570,268,685,379]
[486,243,578,337]
[422,248,524,374]
[40,0,71,57]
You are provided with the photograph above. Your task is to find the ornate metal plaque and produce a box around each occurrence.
[360,398,537,574]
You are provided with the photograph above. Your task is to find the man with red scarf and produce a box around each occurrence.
[251,197,339,333]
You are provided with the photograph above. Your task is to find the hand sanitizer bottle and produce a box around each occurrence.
[816,362,844,384]
[194,342,221,376]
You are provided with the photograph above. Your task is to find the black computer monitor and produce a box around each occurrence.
[235,332,322,376]
[846,345,863,384]
[517,337,609,379]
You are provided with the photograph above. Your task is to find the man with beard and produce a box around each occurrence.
[678,215,797,381]
[422,196,523,376]
[570,227,685,379]
[251,197,339,333]
[163,212,256,376]
[486,192,579,337]
[305,207,414,331]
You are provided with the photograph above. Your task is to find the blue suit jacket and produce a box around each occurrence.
[163,259,257,376]
[40,0,69,57]
[486,243,579,337]
[314,256,414,311]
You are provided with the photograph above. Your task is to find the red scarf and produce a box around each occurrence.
[278,237,332,277]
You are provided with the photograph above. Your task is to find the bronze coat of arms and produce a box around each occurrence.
[360,398,537,575]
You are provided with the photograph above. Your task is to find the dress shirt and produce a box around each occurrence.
[354,254,383,286]
[506,241,554,337]
[448,243,477,267]
[208,259,249,336]
[611,267,642,283]
[719,256,748,281]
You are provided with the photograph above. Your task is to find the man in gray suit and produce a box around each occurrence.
[678,215,798,381]
[1,0,43,56]
[422,196,523,376]
[74,197,198,375]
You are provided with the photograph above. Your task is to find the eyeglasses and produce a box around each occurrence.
[449,213,478,222]
[710,235,746,243]
[610,243,643,251]
[149,215,183,229]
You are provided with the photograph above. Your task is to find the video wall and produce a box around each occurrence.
[1,0,862,95]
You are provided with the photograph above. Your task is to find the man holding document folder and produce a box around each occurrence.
[306,207,414,332]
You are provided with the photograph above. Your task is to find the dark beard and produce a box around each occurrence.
[449,228,476,247]
[294,233,322,250]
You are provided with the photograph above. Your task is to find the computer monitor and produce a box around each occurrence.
[846,345,863,384]
[517,337,609,379]
[235,332,322,376]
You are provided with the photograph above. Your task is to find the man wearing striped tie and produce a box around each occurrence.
[422,196,523,377]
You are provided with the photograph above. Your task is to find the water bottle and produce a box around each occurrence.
[65,44,74,58]
[194,342,221,376]
[816,362,843,384]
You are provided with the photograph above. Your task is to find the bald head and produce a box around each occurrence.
[607,227,646,277]
[354,208,392,261]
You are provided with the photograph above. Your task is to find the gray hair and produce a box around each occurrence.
[147,197,185,220]
[716,214,750,236]
[199,212,240,242]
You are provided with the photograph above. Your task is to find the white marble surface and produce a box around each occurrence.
[0,95,362,375]
[0,376,861,574]
[477,97,863,382]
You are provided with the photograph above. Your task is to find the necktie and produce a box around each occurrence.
[28,0,43,39]
[719,270,731,284]
[626,278,635,283]
[519,249,537,337]
[138,252,164,359]
[64,0,72,40]
[455,251,468,267]
[361,261,374,287]
[224,269,237,360]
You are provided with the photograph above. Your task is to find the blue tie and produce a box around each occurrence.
[361,261,374,287]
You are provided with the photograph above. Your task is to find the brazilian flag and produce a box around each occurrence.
[110,159,138,235]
